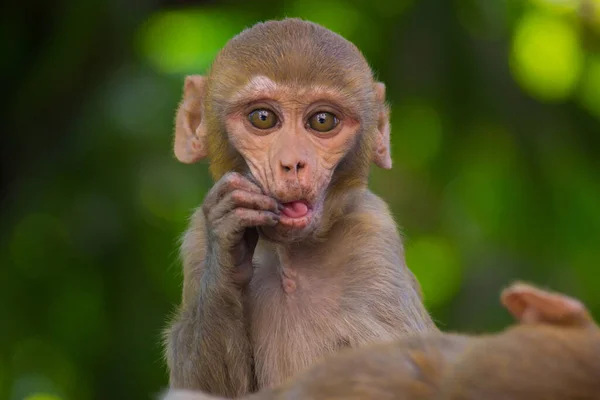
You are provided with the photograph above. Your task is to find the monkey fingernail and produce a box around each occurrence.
[277,203,285,212]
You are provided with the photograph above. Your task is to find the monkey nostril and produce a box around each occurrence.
[281,161,305,173]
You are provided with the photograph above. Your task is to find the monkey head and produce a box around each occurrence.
[173,18,391,242]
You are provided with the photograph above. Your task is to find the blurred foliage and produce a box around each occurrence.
[1,0,600,399]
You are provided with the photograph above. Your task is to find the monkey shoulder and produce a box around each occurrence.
[336,189,401,245]
[332,190,406,282]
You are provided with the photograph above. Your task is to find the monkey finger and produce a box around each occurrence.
[204,172,263,210]
[229,208,280,230]
[214,209,279,246]
[207,190,280,223]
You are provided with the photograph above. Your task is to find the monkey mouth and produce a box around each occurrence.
[278,200,312,228]
[281,201,310,218]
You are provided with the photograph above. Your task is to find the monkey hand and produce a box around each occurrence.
[202,172,281,286]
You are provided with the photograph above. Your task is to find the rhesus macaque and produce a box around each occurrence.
[163,282,600,400]
[164,18,437,397]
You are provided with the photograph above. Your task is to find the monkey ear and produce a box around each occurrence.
[174,75,209,164]
[373,82,392,169]
[501,282,591,327]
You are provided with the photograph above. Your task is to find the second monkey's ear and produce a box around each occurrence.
[173,75,209,164]
[373,82,392,169]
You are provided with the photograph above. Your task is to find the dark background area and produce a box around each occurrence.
[1,0,599,399]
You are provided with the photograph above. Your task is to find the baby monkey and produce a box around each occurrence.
[164,282,600,400]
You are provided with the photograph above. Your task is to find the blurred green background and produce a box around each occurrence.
[1,0,600,399]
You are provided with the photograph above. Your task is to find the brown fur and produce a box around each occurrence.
[164,18,436,398]
[163,283,600,400]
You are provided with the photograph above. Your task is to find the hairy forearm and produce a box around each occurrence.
[166,251,255,396]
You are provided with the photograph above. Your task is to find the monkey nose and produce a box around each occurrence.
[280,160,306,173]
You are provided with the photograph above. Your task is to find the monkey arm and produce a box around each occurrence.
[165,277,255,397]
[164,210,255,397]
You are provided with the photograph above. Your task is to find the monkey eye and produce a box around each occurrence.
[307,112,339,133]
[248,109,278,129]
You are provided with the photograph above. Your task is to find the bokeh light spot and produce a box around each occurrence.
[391,101,443,170]
[510,11,583,102]
[10,338,85,400]
[579,56,600,120]
[593,1,600,32]
[138,9,245,75]
[9,373,61,400]
[529,0,579,14]
[24,394,63,400]
[406,236,463,308]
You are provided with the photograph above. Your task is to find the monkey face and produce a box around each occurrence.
[223,76,363,242]
[172,20,393,243]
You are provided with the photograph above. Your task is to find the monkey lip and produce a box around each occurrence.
[280,201,310,219]
[276,200,313,229]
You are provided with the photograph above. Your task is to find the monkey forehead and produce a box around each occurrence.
[228,75,361,113]
[234,75,278,97]
[209,20,375,94]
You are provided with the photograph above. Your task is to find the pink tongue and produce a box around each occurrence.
[281,201,309,218]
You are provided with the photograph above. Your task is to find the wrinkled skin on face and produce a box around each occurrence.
[173,19,392,244]
[224,76,363,241]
